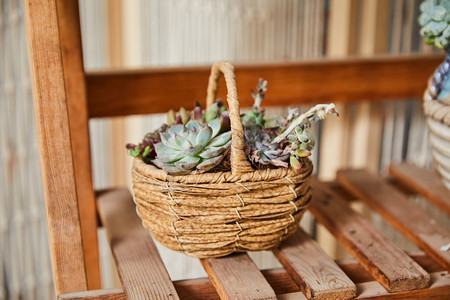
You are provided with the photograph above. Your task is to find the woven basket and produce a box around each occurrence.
[131,61,313,258]
[424,75,450,190]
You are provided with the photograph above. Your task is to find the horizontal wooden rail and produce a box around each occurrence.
[86,54,443,118]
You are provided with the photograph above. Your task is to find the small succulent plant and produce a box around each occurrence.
[152,117,231,175]
[127,78,339,175]
[419,0,450,49]
[127,101,231,175]
[242,79,339,171]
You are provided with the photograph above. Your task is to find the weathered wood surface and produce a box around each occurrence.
[97,188,180,300]
[273,229,356,299]
[389,163,450,215]
[356,271,450,299]
[24,0,88,294]
[58,288,127,300]
[201,254,277,300]
[85,54,442,118]
[55,0,101,289]
[337,169,450,271]
[309,178,430,292]
[336,251,444,284]
[57,251,448,300]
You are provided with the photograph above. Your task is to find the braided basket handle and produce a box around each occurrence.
[206,62,254,175]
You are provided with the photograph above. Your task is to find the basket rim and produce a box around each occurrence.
[132,157,313,184]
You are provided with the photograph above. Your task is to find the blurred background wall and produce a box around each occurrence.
[0,0,448,298]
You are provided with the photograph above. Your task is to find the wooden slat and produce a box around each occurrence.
[356,271,450,299]
[201,254,277,300]
[337,169,450,271]
[58,288,127,300]
[337,251,444,284]
[181,271,450,300]
[277,293,308,300]
[273,229,356,299]
[389,163,450,215]
[254,271,450,300]
[174,268,301,300]
[56,0,101,289]
[96,188,180,300]
[309,178,430,292]
[67,252,443,300]
[24,0,88,294]
[85,54,442,118]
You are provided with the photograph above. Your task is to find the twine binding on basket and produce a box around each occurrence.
[131,61,314,258]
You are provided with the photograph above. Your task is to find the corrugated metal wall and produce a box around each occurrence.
[0,0,53,299]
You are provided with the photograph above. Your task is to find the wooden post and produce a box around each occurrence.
[24,0,101,293]
[24,0,91,294]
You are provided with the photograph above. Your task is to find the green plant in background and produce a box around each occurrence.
[419,0,450,49]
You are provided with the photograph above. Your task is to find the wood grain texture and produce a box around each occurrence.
[96,188,180,300]
[58,288,127,300]
[336,251,444,284]
[389,163,450,215]
[24,0,88,294]
[173,268,300,300]
[337,169,450,271]
[85,54,442,118]
[63,252,445,300]
[273,229,356,299]
[201,254,277,300]
[356,271,450,299]
[309,178,430,292]
[55,0,101,289]
[277,293,308,300]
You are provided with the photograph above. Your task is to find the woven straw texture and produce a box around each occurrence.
[424,76,450,190]
[131,61,313,258]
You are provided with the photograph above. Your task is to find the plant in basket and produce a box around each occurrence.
[127,62,339,258]
[419,0,450,189]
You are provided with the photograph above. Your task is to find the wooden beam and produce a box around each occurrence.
[337,169,450,271]
[85,54,443,118]
[273,229,356,299]
[389,163,450,215]
[57,270,450,300]
[309,178,430,292]
[55,0,101,289]
[96,188,180,299]
[57,249,447,299]
[201,254,277,300]
[24,0,88,294]
[58,288,126,300]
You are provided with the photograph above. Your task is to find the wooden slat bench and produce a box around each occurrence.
[24,2,450,299]
[59,164,450,300]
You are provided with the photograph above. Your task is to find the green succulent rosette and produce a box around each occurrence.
[419,0,450,49]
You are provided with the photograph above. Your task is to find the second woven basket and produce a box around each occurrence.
[131,61,313,258]
[424,67,450,191]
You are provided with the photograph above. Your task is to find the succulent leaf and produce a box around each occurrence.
[167,109,176,126]
[174,156,201,170]
[196,155,225,170]
[196,125,213,145]
[207,118,221,138]
[179,107,190,124]
[208,131,232,147]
